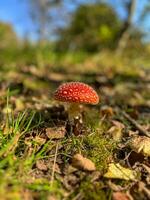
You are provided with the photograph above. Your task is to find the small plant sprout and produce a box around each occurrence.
[54,82,99,120]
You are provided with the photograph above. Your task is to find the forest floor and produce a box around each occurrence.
[0,52,150,200]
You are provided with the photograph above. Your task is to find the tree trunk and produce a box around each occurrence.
[116,0,137,54]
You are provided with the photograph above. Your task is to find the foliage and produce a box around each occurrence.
[56,3,121,52]
[0,22,18,49]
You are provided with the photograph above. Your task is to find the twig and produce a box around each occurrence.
[72,192,84,200]
[142,164,150,174]
[50,142,59,187]
[121,110,150,137]
[139,182,150,199]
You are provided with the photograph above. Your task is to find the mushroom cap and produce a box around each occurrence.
[54,82,99,105]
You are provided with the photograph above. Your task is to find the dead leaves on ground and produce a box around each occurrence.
[127,136,150,156]
[36,160,48,171]
[100,105,114,118]
[107,120,125,141]
[46,126,66,139]
[112,192,130,200]
[104,163,138,181]
[0,68,149,200]
[71,153,96,171]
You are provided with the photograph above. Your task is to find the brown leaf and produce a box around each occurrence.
[107,120,125,141]
[100,105,114,118]
[127,136,150,156]
[46,126,66,139]
[113,192,130,200]
[34,136,46,145]
[36,160,48,171]
[72,154,96,171]
[112,120,125,129]
[48,195,58,200]
[128,130,139,137]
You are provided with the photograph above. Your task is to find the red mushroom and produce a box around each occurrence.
[54,82,99,120]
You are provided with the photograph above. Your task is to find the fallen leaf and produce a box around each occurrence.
[2,106,12,114]
[100,105,114,118]
[50,163,61,174]
[34,136,46,145]
[36,160,48,171]
[112,120,125,129]
[15,98,25,111]
[128,130,139,137]
[63,173,79,190]
[113,192,130,200]
[127,136,150,156]
[104,163,138,180]
[72,154,96,171]
[107,120,125,141]
[46,126,66,139]
[48,195,58,200]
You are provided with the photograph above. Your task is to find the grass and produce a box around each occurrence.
[0,108,61,199]
[0,48,149,199]
[0,96,116,199]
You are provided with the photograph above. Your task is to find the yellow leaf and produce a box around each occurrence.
[104,163,138,180]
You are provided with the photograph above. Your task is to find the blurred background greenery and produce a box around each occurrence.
[0,0,150,72]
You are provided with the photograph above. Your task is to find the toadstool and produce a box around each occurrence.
[54,82,99,120]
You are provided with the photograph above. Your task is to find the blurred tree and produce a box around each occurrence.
[140,1,150,20]
[138,1,150,42]
[28,0,61,43]
[56,3,121,52]
[0,22,18,49]
[116,0,137,54]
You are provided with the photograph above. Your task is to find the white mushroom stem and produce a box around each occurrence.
[66,103,83,121]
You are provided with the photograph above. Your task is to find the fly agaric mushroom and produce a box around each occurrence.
[54,82,99,120]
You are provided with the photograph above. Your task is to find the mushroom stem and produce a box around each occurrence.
[66,103,84,136]
[67,103,82,121]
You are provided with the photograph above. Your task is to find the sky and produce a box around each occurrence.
[0,0,34,39]
[0,0,150,41]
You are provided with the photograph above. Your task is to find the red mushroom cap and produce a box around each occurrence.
[54,82,99,105]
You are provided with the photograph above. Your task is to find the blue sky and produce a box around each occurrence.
[0,0,34,39]
[0,0,150,41]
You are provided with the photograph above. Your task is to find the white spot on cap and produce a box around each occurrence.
[63,91,67,95]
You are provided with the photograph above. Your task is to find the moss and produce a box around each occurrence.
[70,178,111,200]
[81,182,107,200]
[83,130,116,171]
